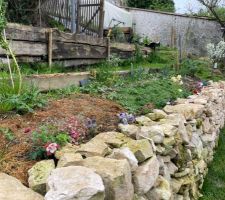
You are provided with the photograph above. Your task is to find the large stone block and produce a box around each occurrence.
[124,139,154,163]
[45,166,105,200]
[133,156,159,195]
[28,160,55,195]
[74,156,134,200]
[0,173,43,200]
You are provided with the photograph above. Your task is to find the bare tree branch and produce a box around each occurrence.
[197,0,225,27]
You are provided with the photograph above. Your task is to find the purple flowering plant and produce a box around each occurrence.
[118,112,136,125]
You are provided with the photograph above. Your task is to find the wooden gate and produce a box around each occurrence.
[76,0,104,37]
[40,0,104,37]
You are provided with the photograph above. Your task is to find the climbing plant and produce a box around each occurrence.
[0,0,22,94]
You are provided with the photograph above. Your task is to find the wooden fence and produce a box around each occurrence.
[0,23,108,67]
[40,0,104,37]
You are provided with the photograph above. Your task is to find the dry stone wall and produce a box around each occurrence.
[1,81,225,200]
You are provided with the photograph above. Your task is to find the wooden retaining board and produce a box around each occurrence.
[0,23,108,62]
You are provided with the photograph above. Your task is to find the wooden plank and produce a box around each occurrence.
[5,23,107,46]
[52,42,107,59]
[0,40,47,56]
[52,31,107,46]
[5,23,47,42]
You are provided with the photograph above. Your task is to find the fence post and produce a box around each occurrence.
[99,0,105,37]
[71,0,76,33]
[48,29,53,69]
[76,0,81,34]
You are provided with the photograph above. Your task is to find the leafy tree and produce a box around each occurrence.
[127,0,175,12]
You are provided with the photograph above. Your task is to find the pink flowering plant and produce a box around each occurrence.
[30,116,96,160]
[60,116,87,144]
[30,125,70,160]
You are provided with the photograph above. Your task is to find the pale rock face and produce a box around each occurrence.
[76,138,111,157]
[93,131,132,148]
[161,124,177,137]
[55,143,79,159]
[164,104,205,120]
[133,156,159,195]
[166,162,178,175]
[146,176,172,200]
[123,139,154,163]
[160,113,186,127]
[189,133,203,159]
[170,178,183,193]
[107,147,138,171]
[178,121,190,144]
[118,124,140,139]
[202,118,211,134]
[147,109,167,121]
[0,173,44,200]
[45,166,105,200]
[57,153,83,168]
[138,125,165,144]
[135,116,154,126]
[28,160,55,195]
[73,156,134,200]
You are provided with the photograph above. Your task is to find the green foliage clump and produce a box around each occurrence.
[127,0,175,12]
[82,70,190,114]
[30,125,70,160]
[0,79,46,114]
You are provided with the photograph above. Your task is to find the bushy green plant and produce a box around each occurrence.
[0,82,46,114]
[30,125,70,160]
[111,27,126,42]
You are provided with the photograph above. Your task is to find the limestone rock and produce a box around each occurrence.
[93,131,131,148]
[133,194,148,200]
[166,162,178,175]
[77,138,111,157]
[124,139,154,163]
[0,173,43,200]
[107,147,138,171]
[133,156,159,195]
[160,113,186,127]
[135,116,154,126]
[28,160,55,195]
[164,104,204,120]
[171,178,183,193]
[45,166,105,200]
[161,124,177,137]
[118,124,139,139]
[55,143,79,159]
[138,125,164,144]
[147,109,167,121]
[146,176,172,200]
[178,121,190,144]
[75,156,134,200]
[57,153,83,168]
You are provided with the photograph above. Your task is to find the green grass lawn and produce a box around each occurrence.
[200,129,225,200]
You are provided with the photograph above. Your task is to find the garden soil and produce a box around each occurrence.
[0,94,125,185]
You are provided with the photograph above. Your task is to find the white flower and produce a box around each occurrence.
[45,143,59,155]
[178,89,183,92]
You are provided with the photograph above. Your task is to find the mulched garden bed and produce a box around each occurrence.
[0,94,125,185]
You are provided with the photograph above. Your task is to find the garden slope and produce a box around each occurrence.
[0,94,124,185]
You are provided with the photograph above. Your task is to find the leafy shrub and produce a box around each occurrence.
[30,125,70,160]
[0,80,46,114]
[111,27,126,42]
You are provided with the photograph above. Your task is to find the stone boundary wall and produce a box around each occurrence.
[1,81,225,200]
[125,7,222,56]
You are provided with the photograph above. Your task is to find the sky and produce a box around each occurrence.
[174,0,203,14]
